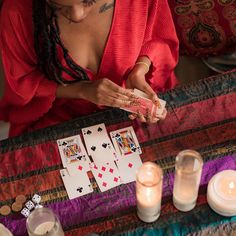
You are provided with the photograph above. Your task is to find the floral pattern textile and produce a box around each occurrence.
[168,0,236,56]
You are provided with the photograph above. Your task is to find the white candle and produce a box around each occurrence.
[173,150,203,212]
[136,162,163,223]
[173,174,200,211]
[0,224,13,236]
[33,222,54,234]
[207,170,236,216]
[27,208,65,236]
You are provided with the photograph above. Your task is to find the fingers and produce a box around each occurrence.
[134,81,160,107]
[137,111,147,122]
[108,80,136,100]
[157,108,167,120]
[128,114,137,120]
[94,79,137,107]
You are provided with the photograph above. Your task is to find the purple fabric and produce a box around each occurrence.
[1,155,236,236]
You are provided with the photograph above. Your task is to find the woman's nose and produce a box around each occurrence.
[70,5,86,21]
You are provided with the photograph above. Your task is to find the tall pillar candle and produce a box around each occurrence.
[173,150,203,211]
[136,162,163,223]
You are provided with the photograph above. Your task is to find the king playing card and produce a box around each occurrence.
[57,135,91,174]
[110,126,142,158]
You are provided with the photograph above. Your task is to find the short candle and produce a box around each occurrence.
[26,207,64,236]
[207,170,236,216]
[33,222,55,234]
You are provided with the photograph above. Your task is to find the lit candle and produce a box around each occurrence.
[33,222,55,234]
[136,162,163,223]
[173,150,203,212]
[0,224,13,236]
[27,208,64,236]
[207,170,236,216]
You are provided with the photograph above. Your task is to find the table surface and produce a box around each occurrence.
[0,71,236,236]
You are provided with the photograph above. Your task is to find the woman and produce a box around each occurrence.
[0,0,179,137]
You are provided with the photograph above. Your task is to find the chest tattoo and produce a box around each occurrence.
[99,2,114,13]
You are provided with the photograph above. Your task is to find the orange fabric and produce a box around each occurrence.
[0,0,179,137]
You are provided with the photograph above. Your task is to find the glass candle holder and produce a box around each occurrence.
[26,207,64,236]
[136,162,163,223]
[207,170,236,216]
[173,150,203,212]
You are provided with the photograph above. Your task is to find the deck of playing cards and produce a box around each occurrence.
[57,124,143,198]
[120,89,166,117]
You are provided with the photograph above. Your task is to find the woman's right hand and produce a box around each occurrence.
[56,78,137,108]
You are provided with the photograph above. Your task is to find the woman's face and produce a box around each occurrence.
[47,0,96,23]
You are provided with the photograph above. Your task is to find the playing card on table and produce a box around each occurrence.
[60,168,93,200]
[116,154,143,184]
[90,161,121,192]
[67,162,91,177]
[57,135,90,173]
[82,123,117,164]
[110,126,142,158]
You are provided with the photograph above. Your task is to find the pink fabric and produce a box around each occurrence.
[0,0,179,137]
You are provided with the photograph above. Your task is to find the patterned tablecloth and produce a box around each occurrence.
[0,71,236,236]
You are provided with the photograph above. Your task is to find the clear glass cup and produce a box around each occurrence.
[26,207,64,236]
[136,162,163,223]
[173,150,203,211]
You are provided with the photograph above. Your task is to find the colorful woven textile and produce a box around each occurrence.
[168,0,236,56]
[0,71,236,236]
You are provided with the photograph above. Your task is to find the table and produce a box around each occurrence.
[0,71,236,236]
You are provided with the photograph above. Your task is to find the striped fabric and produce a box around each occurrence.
[0,71,236,236]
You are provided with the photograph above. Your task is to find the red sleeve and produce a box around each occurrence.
[0,3,57,124]
[139,0,179,91]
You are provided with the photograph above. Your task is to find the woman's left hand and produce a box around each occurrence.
[126,59,166,123]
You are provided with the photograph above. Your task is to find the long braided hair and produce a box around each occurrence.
[32,0,89,84]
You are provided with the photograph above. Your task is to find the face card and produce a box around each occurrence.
[116,154,143,184]
[82,123,117,163]
[110,126,142,158]
[57,135,90,169]
[133,89,166,117]
[60,169,93,200]
[90,162,121,192]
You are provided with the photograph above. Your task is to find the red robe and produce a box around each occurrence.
[0,0,179,137]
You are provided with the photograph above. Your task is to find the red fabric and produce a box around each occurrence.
[0,0,179,137]
[168,0,236,56]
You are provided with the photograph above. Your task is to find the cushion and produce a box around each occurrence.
[168,0,236,57]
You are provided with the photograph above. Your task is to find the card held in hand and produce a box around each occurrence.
[133,89,166,116]
[119,89,166,117]
[110,126,142,158]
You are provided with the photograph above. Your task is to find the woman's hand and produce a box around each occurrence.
[56,78,137,108]
[126,58,166,123]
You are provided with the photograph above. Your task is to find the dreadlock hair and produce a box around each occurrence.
[32,0,89,85]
